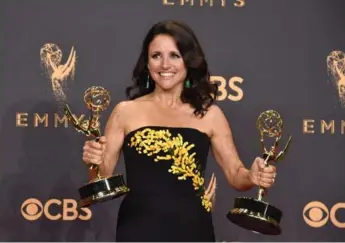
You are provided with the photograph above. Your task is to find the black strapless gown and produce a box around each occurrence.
[116,126,215,242]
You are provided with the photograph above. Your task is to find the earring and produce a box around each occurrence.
[146,74,150,89]
[185,79,191,88]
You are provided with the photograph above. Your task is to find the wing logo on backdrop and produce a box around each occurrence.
[163,0,245,7]
[15,44,80,128]
[15,43,244,129]
[327,50,345,108]
[40,43,77,103]
[302,50,345,135]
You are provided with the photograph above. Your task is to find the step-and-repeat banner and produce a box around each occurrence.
[1,0,344,241]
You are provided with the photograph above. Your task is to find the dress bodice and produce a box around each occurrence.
[122,126,213,211]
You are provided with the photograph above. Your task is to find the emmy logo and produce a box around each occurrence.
[327,50,345,108]
[40,43,129,208]
[40,43,76,102]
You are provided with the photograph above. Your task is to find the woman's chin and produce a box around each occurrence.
[156,82,182,91]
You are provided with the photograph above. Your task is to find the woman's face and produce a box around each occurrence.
[147,34,187,91]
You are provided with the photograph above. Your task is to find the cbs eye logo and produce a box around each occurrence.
[21,198,92,221]
[303,201,345,228]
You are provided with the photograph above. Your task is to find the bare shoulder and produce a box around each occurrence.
[203,104,231,137]
[107,100,134,124]
[123,94,153,111]
[110,100,133,116]
[108,96,151,123]
[204,104,227,121]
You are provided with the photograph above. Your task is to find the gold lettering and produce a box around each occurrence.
[200,0,213,6]
[74,114,85,126]
[321,120,335,134]
[16,112,87,128]
[234,0,245,7]
[164,0,228,6]
[44,199,61,220]
[302,120,345,134]
[210,76,244,101]
[34,113,48,127]
[303,119,315,134]
[163,0,175,5]
[210,76,227,100]
[79,207,92,221]
[228,76,244,101]
[181,0,194,5]
[54,114,68,128]
[16,113,28,127]
[63,199,78,221]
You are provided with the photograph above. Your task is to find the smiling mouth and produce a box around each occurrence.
[159,72,175,77]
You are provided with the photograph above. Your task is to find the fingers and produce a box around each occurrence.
[258,168,277,188]
[98,136,107,145]
[258,180,273,188]
[259,176,274,184]
[255,157,266,169]
[82,136,106,165]
[209,174,216,196]
[205,173,217,202]
[260,167,276,179]
[82,151,102,165]
[252,157,277,188]
[210,176,216,203]
[87,139,105,150]
[205,173,215,195]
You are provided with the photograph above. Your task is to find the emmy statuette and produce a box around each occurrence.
[227,110,292,235]
[64,86,130,208]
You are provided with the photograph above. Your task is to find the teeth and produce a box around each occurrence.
[160,72,174,77]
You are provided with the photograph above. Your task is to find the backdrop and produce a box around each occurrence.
[1,0,345,241]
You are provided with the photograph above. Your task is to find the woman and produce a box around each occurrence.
[82,20,277,241]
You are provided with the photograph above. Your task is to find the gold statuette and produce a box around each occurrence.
[227,110,292,235]
[40,43,129,208]
[64,86,129,208]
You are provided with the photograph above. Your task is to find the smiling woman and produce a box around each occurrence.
[126,20,218,117]
[81,20,277,242]
[147,34,188,91]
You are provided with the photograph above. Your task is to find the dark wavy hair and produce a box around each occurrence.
[126,20,218,117]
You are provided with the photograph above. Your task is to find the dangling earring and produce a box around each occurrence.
[146,74,150,89]
[185,79,191,88]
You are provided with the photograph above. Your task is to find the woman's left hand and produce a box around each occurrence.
[248,157,277,188]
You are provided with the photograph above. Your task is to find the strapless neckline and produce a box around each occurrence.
[124,125,210,140]
[119,123,215,241]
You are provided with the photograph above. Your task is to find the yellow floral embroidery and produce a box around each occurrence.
[128,128,212,212]
[201,195,213,212]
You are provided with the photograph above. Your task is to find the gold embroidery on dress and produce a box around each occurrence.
[128,128,213,212]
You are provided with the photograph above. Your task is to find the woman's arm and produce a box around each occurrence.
[86,101,129,179]
[206,105,256,191]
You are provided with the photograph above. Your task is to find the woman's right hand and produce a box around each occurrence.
[82,136,107,166]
